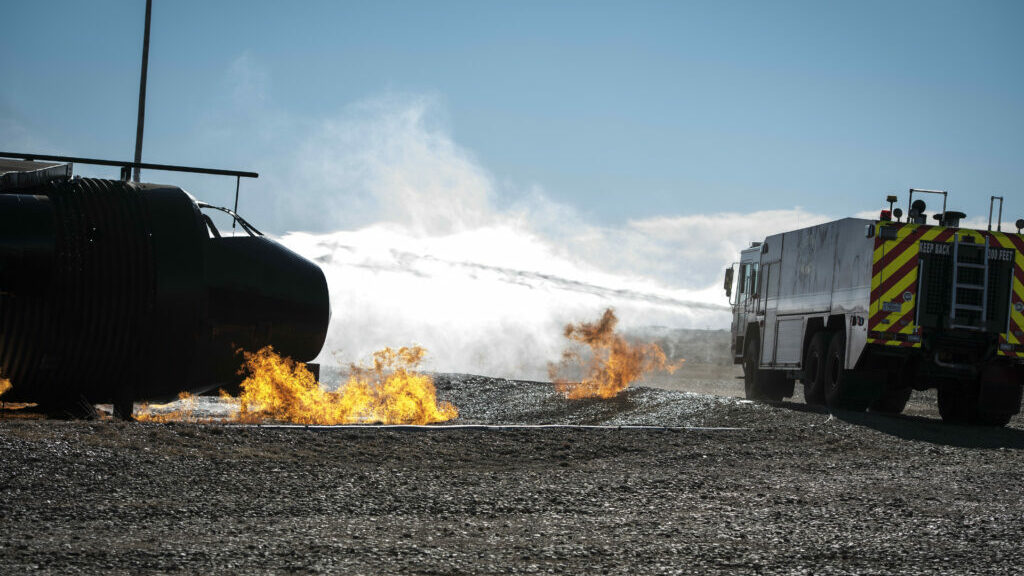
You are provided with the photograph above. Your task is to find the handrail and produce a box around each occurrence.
[0,151,257,179]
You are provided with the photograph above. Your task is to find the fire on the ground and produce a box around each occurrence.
[549,308,683,399]
[229,345,457,425]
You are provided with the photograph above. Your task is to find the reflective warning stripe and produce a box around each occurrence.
[871,225,930,277]
[867,225,1024,357]
[868,224,954,347]
[889,307,919,348]
[873,257,921,306]
[993,233,1024,357]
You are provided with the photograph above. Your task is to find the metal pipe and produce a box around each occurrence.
[0,152,257,179]
[133,0,153,182]
[232,424,750,431]
[232,175,240,233]
[933,352,976,375]
[988,196,1004,232]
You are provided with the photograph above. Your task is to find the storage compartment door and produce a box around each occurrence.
[774,317,804,365]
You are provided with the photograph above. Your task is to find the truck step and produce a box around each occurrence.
[950,323,985,331]
[954,304,984,311]
[955,262,986,269]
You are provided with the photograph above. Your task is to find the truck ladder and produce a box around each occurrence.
[949,233,989,331]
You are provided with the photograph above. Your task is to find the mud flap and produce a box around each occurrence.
[836,369,886,411]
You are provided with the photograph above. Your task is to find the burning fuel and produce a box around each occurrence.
[231,345,457,425]
[549,308,683,399]
[0,376,11,398]
[135,392,203,423]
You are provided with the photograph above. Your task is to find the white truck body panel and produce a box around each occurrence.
[756,218,874,370]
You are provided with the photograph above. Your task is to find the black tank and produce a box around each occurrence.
[0,167,329,410]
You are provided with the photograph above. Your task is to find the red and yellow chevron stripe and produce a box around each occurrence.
[868,223,954,347]
[988,231,1024,358]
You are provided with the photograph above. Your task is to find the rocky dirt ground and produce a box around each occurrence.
[2,369,1023,575]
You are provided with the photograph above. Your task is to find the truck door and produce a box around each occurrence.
[731,260,756,359]
[758,237,783,368]
[760,262,778,366]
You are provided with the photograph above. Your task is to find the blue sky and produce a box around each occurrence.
[4,0,1023,230]
[5,1,1024,367]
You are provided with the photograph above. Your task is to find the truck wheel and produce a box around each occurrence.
[974,367,1021,427]
[870,385,911,414]
[823,330,869,412]
[743,336,786,402]
[743,336,763,400]
[939,378,1014,427]
[802,332,830,406]
[937,379,971,424]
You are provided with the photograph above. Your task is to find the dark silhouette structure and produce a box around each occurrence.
[0,154,330,417]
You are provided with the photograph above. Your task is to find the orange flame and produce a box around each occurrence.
[0,373,41,416]
[231,346,457,425]
[135,391,202,423]
[548,308,683,399]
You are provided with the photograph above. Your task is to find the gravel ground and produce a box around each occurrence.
[2,373,1024,575]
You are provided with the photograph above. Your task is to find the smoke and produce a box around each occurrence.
[277,95,495,236]
[280,224,726,379]
[265,95,833,379]
[547,209,832,289]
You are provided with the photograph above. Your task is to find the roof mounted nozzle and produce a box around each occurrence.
[933,211,966,228]
[909,199,927,224]
[1016,218,1024,234]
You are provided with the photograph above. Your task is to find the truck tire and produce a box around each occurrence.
[743,336,765,400]
[743,336,786,402]
[937,379,973,424]
[939,378,1015,427]
[802,332,830,406]
[975,367,1021,427]
[823,330,869,412]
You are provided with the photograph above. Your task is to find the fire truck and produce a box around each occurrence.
[724,190,1024,426]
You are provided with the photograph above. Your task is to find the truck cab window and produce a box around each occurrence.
[748,263,759,298]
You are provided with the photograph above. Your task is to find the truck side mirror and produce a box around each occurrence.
[724,267,734,298]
